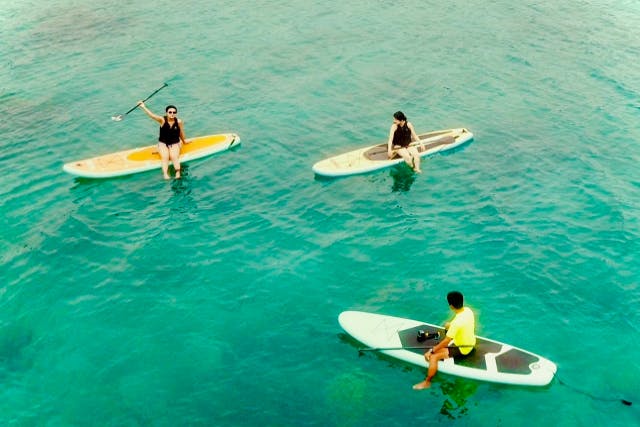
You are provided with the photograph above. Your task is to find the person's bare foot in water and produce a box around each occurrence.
[411,158,422,174]
[412,379,431,390]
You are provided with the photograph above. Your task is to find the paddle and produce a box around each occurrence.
[358,344,474,354]
[111,83,169,121]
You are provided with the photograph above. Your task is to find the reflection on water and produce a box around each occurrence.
[390,164,417,192]
[437,377,479,419]
[169,164,198,216]
[170,164,190,194]
[340,330,477,421]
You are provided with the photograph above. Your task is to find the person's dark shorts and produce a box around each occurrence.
[159,141,181,147]
[448,346,475,359]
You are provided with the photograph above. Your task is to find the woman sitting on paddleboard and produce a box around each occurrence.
[387,111,422,173]
[138,101,189,179]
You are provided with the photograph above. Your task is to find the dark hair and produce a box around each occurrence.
[393,111,407,121]
[447,291,464,309]
[165,105,177,113]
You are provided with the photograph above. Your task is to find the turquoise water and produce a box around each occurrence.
[2,0,640,425]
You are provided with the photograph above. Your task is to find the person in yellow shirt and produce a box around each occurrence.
[413,291,476,390]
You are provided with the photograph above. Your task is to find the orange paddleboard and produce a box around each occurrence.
[63,133,240,178]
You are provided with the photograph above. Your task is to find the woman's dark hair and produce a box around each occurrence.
[447,291,464,309]
[393,111,407,121]
[165,105,177,113]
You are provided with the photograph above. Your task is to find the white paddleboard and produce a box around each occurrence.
[339,311,556,386]
[313,128,473,178]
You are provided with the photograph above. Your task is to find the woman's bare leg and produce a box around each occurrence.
[408,146,422,173]
[158,143,170,179]
[169,143,182,178]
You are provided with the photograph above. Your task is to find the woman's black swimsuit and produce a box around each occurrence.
[392,123,412,148]
[159,117,181,146]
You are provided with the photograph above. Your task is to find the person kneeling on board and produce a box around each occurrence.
[138,101,189,179]
[413,291,476,390]
[387,111,422,173]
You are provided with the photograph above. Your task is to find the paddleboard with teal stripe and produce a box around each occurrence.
[63,133,240,178]
[339,311,557,386]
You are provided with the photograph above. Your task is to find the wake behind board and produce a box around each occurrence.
[312,128,473,178]
[339,311,556,386]
[63,133,240,178]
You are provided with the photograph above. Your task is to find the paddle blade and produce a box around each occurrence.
[111,114,124,121]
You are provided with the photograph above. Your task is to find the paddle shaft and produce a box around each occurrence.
[379,131,456,158]
[359,344,474,352]
[122,83,168,116]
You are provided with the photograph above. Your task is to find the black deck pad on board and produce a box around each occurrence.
[364,134,456,161]
[398,325,503,370]
[495,349,537,374]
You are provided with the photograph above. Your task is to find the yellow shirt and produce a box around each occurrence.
[446,307,476,355]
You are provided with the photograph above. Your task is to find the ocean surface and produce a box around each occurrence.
[1,0,639,425]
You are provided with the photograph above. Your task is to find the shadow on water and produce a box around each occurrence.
[0,324,34,377]
[67,164,191,193]
[389,164,417,192]
[312,166,417,190]
[313,173,336,183]
[68,171,148,191]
